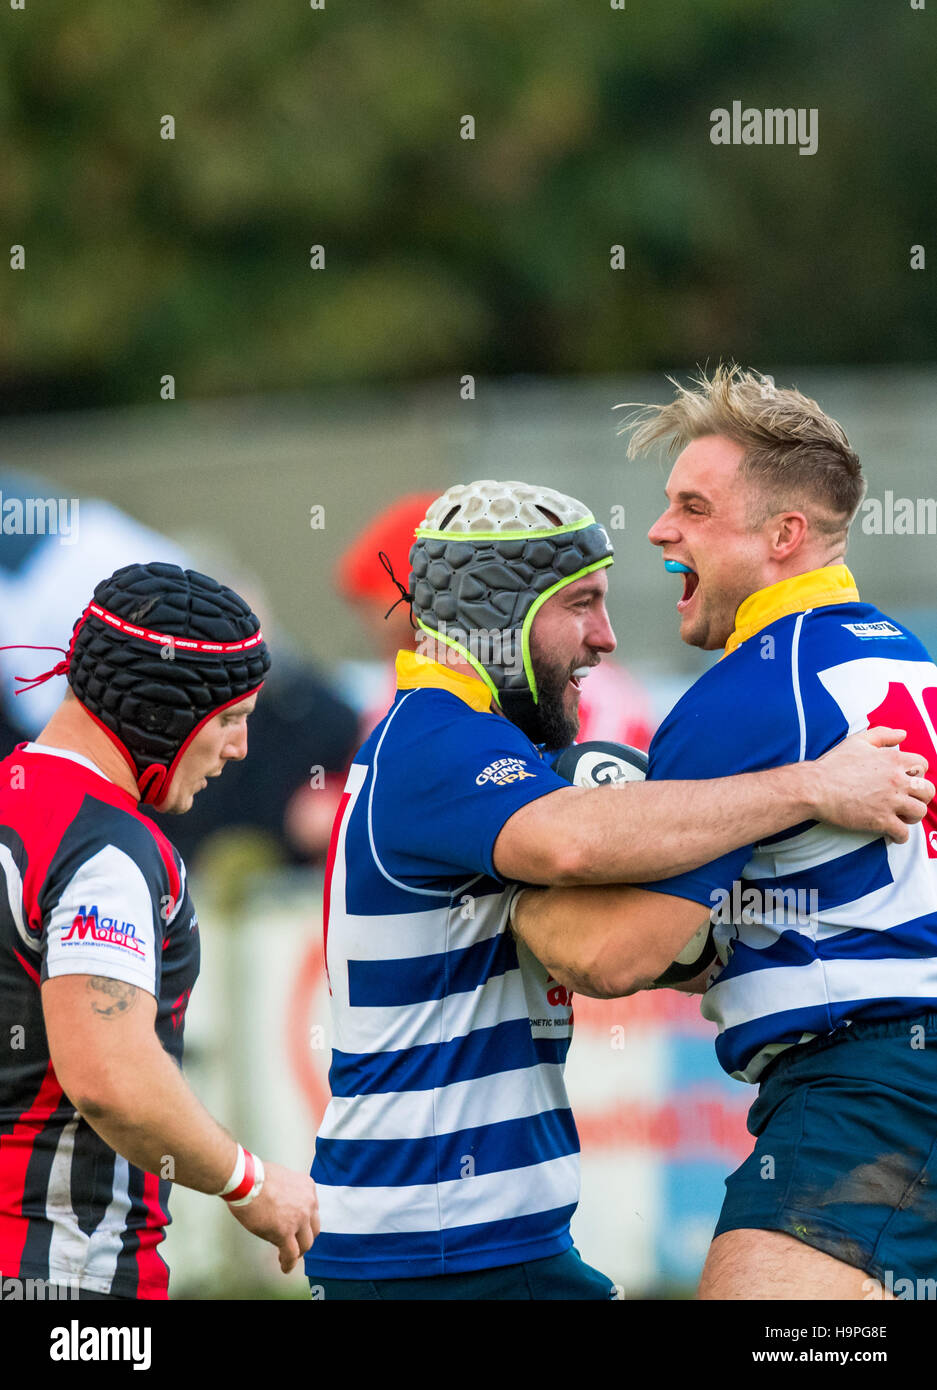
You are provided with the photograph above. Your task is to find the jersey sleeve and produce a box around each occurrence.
[370,693,571,881]
[38,812,171,998]
[640,648,804,908]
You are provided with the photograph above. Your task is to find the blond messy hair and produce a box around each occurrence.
[620,364,866,537]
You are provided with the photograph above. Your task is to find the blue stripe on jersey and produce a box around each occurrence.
[742,839,893,914]
[307,1204,576,1279]
[314,679,580,1277]
[758,819,817,848]
[645,596,937,1082]
[718,915,937,983]
[716,997,937,1079]
[348,930,518,1007]
[313,1108,579,1188]
[328,1020,569,1097]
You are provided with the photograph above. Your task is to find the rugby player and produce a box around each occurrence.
[0,562,319,1299]
[306,479,929,1301]
[513,367,937,1299]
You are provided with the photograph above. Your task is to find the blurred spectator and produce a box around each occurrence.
[334,492,437,735]
[0,471,190,744]
[146,551,360,870]
[149,646,359,871]
[335,491,657,751]
[0,471,359,869]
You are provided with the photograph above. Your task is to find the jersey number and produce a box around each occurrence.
[868,681,937,858]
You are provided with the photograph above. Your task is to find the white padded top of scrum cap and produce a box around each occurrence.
[420,480,591,534]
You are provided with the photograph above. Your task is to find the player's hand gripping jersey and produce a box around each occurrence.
[0,744,199,1298]
[643,567,937,1082]
[308,652,580,1280]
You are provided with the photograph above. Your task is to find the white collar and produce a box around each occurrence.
[23,742,116,785]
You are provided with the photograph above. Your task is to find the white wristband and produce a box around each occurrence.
[217,1144,265,1206]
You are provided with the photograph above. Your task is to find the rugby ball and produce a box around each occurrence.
[652,920,718,988]
[553,740,648,786]
[553,740,717,987]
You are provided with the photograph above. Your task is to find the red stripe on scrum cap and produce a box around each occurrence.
[86,602,264,654]
[6,602,264,694]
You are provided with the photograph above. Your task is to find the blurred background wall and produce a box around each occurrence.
[1,0,934,1298]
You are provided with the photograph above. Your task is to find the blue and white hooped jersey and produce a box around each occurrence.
[642,566,937,1084]
[307,651,579,1279]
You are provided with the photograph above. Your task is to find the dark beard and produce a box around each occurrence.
[529,653,580,750]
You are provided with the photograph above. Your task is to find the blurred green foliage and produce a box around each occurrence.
[1,0,934,409]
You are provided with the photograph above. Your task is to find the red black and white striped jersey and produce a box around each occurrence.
[0,743,200,1298]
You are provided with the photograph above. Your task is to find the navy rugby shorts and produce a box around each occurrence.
[307,1248,618,1300]
[714,1012,937,1287]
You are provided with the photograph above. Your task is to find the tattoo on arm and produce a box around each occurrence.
[87,977,138,1018]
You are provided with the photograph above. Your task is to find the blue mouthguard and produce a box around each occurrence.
[664,559,693,574]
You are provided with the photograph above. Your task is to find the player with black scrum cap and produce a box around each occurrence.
[0,561,319,1299]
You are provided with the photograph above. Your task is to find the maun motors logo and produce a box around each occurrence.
[62,905,146,957]
[475,757,537,787]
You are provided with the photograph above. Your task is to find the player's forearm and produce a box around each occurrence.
[511,883,705,997]
[73,1042,238,1193]
[556,762,815,884]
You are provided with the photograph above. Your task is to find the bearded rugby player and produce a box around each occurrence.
[305,479,927,1300]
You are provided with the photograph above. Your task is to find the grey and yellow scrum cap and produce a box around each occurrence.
[409,480,614,742]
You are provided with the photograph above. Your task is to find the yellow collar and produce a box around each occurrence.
[395,649,494,713]
[723,564,860,658]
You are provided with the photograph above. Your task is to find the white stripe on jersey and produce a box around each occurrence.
[744,821,877,880]
[44,843,159,995]
[704,955,937,1034]
[84,1154,133,1290]
[791,611,809,760]
[316,1152,580,1237]
[45,1116,134,1295]
[166,856,187,926]
[321,1062,571,1143]
[0,840,34,956]
[735,778,937,940]
[818,656,937,736]
[338,907,505,965]
[367,698,480,900]
[331,963,531,1055]
[326,763,366,1007]
[46,1115,84,1283]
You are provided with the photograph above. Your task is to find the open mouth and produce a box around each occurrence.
[665,557,699,612]
[677,569,700,612]
[568,665,593,692]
